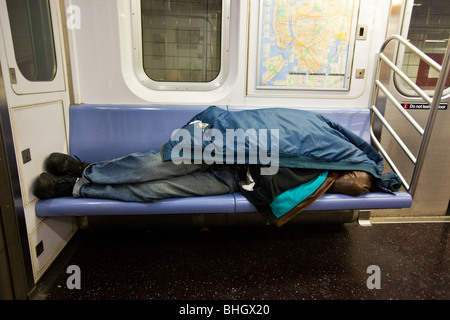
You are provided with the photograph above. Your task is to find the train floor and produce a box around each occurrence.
[33,220,449,303]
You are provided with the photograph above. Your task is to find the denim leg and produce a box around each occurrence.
[73,169,238,202]
[83,150,207,184]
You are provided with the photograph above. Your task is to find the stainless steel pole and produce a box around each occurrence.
[409,39,450,197]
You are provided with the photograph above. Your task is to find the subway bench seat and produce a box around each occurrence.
[35,105,412,218]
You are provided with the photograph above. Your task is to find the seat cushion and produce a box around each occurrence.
[233,191,412,212]
[35,194,236,217]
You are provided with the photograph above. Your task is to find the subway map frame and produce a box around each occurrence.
[256,0,360,91]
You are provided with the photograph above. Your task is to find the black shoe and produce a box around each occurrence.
[33,172,77,199]
[45,152,89,177]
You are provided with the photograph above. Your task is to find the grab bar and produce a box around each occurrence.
[370,34,450,197]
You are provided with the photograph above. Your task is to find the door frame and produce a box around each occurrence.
[0,0,74,289]
[0,56,33,299]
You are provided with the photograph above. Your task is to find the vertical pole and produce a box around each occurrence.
[409,39,450,197]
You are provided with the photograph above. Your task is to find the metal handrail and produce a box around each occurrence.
[375,80,424,136]
[379,35,442,72]
[371,105,417,164]
[379,53,433,105]
[370,34,450,197]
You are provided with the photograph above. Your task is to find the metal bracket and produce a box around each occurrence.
[78,216,89,229]
[9,68,17,84]
[356,68,366,79]
[357,210,372,227]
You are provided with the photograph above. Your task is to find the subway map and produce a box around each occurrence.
[257,0,356,90]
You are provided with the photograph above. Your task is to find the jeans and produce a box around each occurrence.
[73,150,239,202]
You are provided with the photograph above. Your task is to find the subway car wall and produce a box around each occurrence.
[68,0,388,107]
[0,0,449,293]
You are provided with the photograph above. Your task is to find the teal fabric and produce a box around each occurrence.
[269,171,329,218]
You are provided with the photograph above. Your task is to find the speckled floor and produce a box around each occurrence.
[39,222,449,301]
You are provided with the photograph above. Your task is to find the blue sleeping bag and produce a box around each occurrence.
[162,106,385,178]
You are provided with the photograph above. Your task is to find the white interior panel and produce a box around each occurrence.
[67,0,392,108]
[10,101,68,206]
[28,214,77,281]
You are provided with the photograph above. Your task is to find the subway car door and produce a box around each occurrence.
[379,0,450,217]
[0,0,76,296]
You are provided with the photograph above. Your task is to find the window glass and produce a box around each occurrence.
[400,0,450,91]
[141,0,222,82]
[6,0,57,82]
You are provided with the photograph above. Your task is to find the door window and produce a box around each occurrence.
[398,0,450,93]
[6,0,56,82]
[141,0,222,83]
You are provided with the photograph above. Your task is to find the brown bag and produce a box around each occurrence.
[328,171,373,197]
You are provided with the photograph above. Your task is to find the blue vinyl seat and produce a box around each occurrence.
[35,104,412,218]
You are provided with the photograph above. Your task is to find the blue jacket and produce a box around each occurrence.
[162,106,385,178]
